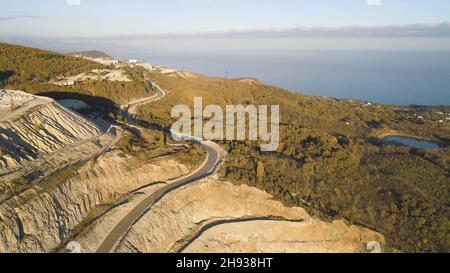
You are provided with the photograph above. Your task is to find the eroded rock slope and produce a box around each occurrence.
[0,90,101,171]
[118,179,384,253]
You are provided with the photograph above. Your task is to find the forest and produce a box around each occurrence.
[0,43,152,106]
[136,71,450,252]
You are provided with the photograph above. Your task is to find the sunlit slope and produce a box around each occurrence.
[139,69,450,252]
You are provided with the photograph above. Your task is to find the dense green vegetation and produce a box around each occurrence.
[222,137,449,252]
[0,43,101,86]
[0,43,151,105]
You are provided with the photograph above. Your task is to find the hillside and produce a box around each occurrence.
[0,43,103,88]
[0,90,113,201]
[67,50,112,59]
[0,88,206,253]
[0,47,384,254]
[0,90,101,170]
[137,69,450,252]
[0,43,448,253]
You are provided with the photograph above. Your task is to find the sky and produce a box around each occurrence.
[1,0,450,54]
[1,0,449,105]
[1,0,450,37]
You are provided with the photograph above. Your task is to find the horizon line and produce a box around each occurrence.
[2,21,450,40]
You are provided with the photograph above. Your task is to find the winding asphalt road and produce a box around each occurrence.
[121,81,166,115]
[96,81,222,253]
[96,144,220,253]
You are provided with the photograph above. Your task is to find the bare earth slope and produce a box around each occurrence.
[0,90,101,171]
[0,150,192,253]
[0,89,202,253]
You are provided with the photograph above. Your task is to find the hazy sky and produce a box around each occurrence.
[1,0,450,37]
[1,0,450,54]
[1,1,450,105]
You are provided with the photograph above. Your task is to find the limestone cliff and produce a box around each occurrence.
[0,90,101,171]
[117,179,384,253]
[0,150,191,253]
[0,90,192,253]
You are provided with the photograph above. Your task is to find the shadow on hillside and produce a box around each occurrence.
[0,70,14,83]
[37,91,122,133]
[36,91,120,114]
[36,91,172,139]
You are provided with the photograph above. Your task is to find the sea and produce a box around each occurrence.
[128,50,450,106]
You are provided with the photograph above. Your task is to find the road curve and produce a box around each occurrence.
[96,144,220,253]
[96,80,222,253]
[121,81,166,115]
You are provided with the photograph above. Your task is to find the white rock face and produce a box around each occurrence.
[0,89,198,253]
[0,90,101,171]
[0,90,196,253]
[118,179,384,253]
[0,150,191,253]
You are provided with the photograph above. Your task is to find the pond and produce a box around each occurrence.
[383,135,442,149]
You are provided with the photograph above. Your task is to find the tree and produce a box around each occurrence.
[158,132,166,148]
[10,97,15,112]
[33,119,41,132]
[256,161,265,184]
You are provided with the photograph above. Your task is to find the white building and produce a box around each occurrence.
[128,59,138,64]
[53,80,75,86]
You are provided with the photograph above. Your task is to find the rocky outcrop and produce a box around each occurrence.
[183,219,382,253]
[0,151,191,253]
[0,90,101,171]
[0,90,193,253]
[117,179,384,253]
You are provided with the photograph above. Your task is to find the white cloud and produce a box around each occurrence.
[66,0,81,6]
[367,0,382,6]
